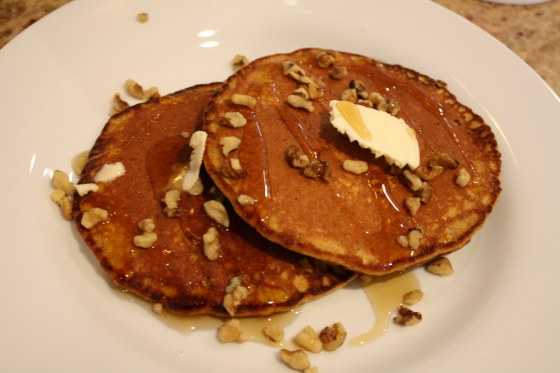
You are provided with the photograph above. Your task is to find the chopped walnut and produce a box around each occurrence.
[417,182,433,204]
[397,228,423,250]
[202,226,221,261]
[414,165,443,181]
[133,226,157,249]
[283,61,307,79]
[402,289,424,305]
[232,54,249,72]
[220,136,241,157]
[455,167,471,188]
[319,322,347,351]
[81,207,109,229]
[217,319,248,343]
[429,153,459,169]
[405,196,421,216]
[303,159,331,180]
[279,349,311,371]
[305,79,324,100]
[407,228,423,250]
[125,79,144,99]
[394,306,422,326]
[329,66,348,80]
[342,159,368,175]
[293,86,310,100]
[230,93,256,108]
[262,324,284,343]
[220,159,247,178]
[136,12,149,23]
[137,218,155,233]
[203,200,230,227]
[237,194,256,205]
[294,326,323,353]
[316,51,336,68]
[52,170,75,195]
[349,80,368,98]
[402,170,423,191]
[51,190,73,220]
[286,145,310,169]
[129,233,154,251]
[124,79,158,101]
[340,88,358,103]
[287,94,314,112]
[152,303,163,315]
[426,257,454,276]
[223,278,249,316]
[163,189,183,217]
[75,183,99,197]
[221,111,247,128]
[110,93,130,115]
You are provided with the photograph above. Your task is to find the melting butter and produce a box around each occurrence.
[329,100,420,169]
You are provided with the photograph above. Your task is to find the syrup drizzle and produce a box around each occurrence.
[112,270,419,348]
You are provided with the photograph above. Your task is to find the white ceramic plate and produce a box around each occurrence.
[1,1,559,372]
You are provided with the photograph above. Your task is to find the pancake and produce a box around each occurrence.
[202,48,502,275]
[73,83,355,317]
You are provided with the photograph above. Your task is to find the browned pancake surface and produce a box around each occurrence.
[203,49,502,275]
[74,83,354,317]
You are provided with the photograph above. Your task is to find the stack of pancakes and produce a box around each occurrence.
[73,48,501,317]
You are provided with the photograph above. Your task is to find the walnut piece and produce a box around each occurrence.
[221,112,247,128]
[110,93,130,115]
[397,228,423,250]
[303,159,331,180]
[394,306,422,326]
[202,226,221,261]
[124,79,159,101]
[287,94,314,112]
[163,189,183,217]
[403,170,423,192]
[52,170,75,195]
[294,326,323,353]
[402,289,424,305]
[217,319,248,343]
[230,93,256,108]
[220,136,242,157]
[136,12,149,23]
[279,349,311,371]
[286,145,310,169]
[232,54,249,72]
[414,165,443,181]
[405,196,421,216]
[203,200,230,227]
[137,218,155,233]
[340,88,358,103]
[455,167,471,188]
[426,257,454,276]
[329,66,348,80]
[316,51,336,68]
[223,277,249,316]
[319,322,347,351]
[342,159,368,175]
[429,153,459,169]
[51,190,73,220]
[237,194,256,205]
[262,324,284,343]
[81,207,109,229]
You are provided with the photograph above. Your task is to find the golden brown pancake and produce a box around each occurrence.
[203,48,502,275]
[73,83,355,317]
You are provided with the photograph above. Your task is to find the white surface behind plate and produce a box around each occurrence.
[0,0,558,372]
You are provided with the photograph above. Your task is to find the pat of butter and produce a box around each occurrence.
[329,100,419,169]
[93,162,126,183]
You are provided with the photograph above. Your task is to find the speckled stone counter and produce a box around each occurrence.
[1,0,559,95]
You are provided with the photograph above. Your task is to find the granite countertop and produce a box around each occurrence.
[0,0,559,95]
